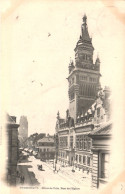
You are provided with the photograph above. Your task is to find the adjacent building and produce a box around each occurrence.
[88,87,112,188]
[89,122,112,188]
[23,133,45,150]
[55,15,112,189]
[6,114,19,186]
[18,116,28,146]
[37,135,55,161]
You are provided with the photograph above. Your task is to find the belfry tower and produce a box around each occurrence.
[68,15,101,122]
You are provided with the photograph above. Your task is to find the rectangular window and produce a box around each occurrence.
[83,156,86,165]
[87,142,91,151]
[59,136,68,148]
[87,156,90,166]
[87,137,91,151]
[76,135,84,150]
[79,155,81,163]
[76,155,78,162]
[79,136,82,149]
[83,136,87,150]
[76,135,79,149]
[101,153,110,179]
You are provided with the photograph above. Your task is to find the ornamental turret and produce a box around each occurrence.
[68,58,75,74]
[95,56,100,71]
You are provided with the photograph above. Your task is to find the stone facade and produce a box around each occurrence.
[6,114,19,186]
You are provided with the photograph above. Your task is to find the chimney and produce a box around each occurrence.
[11,116,16,123]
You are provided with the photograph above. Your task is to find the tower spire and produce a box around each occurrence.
[57,111,60,119]
[81,14,91,41]
[82,14,87,25]
[68,15,101,120]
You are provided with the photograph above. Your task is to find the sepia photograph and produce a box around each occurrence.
[0,0,125,193]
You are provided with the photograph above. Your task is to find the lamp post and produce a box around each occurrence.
[54,133,58,171]
[72,147,75,172]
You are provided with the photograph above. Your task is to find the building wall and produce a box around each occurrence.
[91,151,99,188]
[91,148,110,189]
[58,128,93,171]
[37,140,55,160]
[19,116,28,144]
[6,117,19,186]
[39,146,55,152]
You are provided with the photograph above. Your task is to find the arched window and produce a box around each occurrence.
[94,85,96,96]
[87,85,89,96]
[84,84,86,96]
[81,84,83,95]
[88,85,90,96]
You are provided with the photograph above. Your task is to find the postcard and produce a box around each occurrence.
[0,0,125,193]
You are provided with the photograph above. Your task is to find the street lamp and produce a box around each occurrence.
[54,133,58,171]
[72,147,75,172]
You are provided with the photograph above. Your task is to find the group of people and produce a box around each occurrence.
[17,171,25,184]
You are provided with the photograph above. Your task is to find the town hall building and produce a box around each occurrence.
[55,15,112,189]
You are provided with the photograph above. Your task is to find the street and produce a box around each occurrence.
[17,155,91,190]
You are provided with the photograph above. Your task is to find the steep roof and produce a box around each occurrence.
[33,133,46,143]
[6,114,16,123]
[37,136,54,143]
[89,122,112,136]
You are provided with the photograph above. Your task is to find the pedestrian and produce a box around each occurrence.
[22,176,25,184]
[20,175,24,184]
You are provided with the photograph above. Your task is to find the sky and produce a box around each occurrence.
[1,0,125,136]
